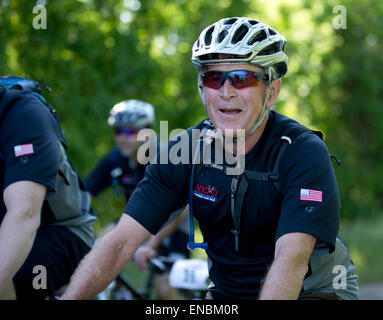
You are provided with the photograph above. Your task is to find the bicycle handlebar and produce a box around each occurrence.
[149,255,178,273]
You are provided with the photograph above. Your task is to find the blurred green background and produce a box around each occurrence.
[1,0,382,286]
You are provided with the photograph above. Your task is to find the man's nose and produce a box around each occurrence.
[219,77,236,98]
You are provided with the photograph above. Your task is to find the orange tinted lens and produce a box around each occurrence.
[202,71,225,89]
[231,71,259,89]
[202,70,261,89]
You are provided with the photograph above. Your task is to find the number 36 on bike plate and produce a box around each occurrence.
[169,259,209,291]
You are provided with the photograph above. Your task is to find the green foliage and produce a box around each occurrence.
[0,0,382,225]
[340,216,383,284]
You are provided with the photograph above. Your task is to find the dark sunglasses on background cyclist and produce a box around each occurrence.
[202,70,268,90]
[115,127,138,136]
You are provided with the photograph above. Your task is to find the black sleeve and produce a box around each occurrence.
[1,94,58,195]
[276,133,340,252]
[85,152,114,196]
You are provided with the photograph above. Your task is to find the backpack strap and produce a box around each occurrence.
[230,174,248,251]
[268,135,293,193]
[244,131,320,192]
[227,136,291,251]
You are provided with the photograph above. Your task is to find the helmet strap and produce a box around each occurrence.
[245,85,271,137]
[245,67,273,137]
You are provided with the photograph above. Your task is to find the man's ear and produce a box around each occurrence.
[198,71,207,108]
[266,79,282,109]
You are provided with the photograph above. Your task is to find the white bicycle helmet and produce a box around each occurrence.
[192,17,288,80]
[192,17,288,140]
[107,99,155,129]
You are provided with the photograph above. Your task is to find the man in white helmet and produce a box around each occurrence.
[85,100,189,299]
[62,17,358,300]
[86,100,156,199]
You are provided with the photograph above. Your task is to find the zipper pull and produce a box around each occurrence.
[231,229,239,251]
[231,176,239,251]
[231,176,238,194]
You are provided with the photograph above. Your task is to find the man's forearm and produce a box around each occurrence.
[61,230,132,299]
[0,209,40,293]
[62,214,151,300]
[259,232,316,300]
[0,181,46,297]
[259,257,308,300]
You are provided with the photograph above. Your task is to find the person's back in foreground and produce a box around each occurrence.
[62,17,358,300]
[0,78,96,299]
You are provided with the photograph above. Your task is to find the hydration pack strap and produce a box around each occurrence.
[244,136,291,184]
[230,174,247,251]
[229,136,291,251]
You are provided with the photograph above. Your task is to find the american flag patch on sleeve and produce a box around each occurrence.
[14,144,34,157]
[300,188,323,202]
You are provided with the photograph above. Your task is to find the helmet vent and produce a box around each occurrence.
[232,25,249,44]
[224,18,238,25]
[258,41,282,56]
[248,29,267,45]
[205,26,215,46]
[195,39,200,50]
[268,28,277,36]
[274,62,287,78]
[218,30,228,43]
[248,20,259,25]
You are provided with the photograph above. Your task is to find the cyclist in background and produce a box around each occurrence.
[85,100,189,299]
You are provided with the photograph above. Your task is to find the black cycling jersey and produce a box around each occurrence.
[124,110,341,299]
[0,87,58,221]
[85,146,147,202]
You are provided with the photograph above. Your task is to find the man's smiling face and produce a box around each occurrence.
[204,63,268,136]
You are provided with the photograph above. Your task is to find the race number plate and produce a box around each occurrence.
[169,259,209,290]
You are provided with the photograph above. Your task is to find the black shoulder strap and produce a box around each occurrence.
[230,174,248,251]
[271,130,327,192]
[244,129,322,192]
